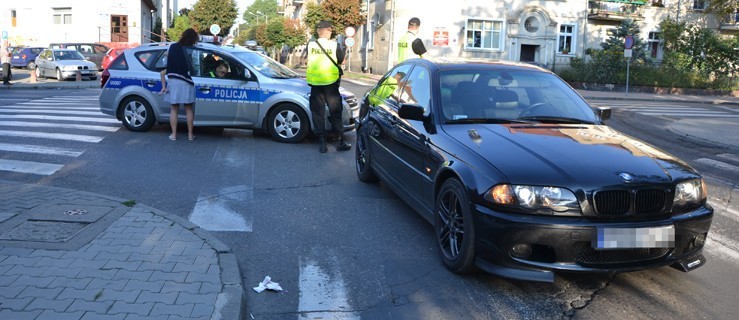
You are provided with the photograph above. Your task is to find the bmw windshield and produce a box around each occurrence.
[233,51,299,79]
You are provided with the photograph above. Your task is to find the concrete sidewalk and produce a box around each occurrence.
[0,180,246,320]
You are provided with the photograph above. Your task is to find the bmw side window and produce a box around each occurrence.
[370,64,412,106]
[399,66,431,112]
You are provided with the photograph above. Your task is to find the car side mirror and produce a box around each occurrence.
[243,68,252,80]
[596,106,611,121]
[398,103,426,121]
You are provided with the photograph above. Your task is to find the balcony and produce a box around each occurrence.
[588,0,647,22]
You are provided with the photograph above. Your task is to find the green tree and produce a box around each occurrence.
[304,2,325,36]
[600,19,649,63]
[282,19,308,49]
[706,0,739,18]
[321,0,365,37]
[189,0,238,36]
[152,17,164,42]
[243,0,279,26]
[167,14,192,41]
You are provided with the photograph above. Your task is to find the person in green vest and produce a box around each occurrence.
[397,17,427,64]
[306,20,350,153]
[368,71,406,106]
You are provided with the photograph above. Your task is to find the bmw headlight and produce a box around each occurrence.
[673,178,706,209]
[485,184,581,216]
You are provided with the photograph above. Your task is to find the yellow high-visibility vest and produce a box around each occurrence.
[306,38,340,86]
[398,31,420,63]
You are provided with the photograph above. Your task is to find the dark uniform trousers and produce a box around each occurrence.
[309,80,343,137]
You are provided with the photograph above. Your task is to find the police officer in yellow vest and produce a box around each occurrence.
[397,17,427,64]
[306,20,350,153]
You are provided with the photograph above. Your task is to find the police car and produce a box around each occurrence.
[98,42,358,143]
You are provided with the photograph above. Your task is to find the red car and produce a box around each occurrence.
[101,48,124,70]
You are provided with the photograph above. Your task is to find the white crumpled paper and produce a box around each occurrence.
[253,276,283,293]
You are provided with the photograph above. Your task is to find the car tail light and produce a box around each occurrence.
[101,69,110,88]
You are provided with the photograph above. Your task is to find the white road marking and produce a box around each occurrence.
[0,105,99,111]
[189,185,252,232]
[0,121,119,132]
[188,129,255,232]
[694,158,739,172]
[2,114,119,123]
[0,130,104,142]
[0,159,63,175]
[705,232,739,264]
[716,153,739,164]
[0,143,83,157]
[0,109,106,116]
[639,113,739,117]
[299,258,359,320]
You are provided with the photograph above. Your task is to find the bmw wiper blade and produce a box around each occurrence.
[446,118,535,124]
[517,116,595,124]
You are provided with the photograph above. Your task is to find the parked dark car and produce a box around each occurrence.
[50,43,109,70]
[355,58,713,282]
[10,47,44,69]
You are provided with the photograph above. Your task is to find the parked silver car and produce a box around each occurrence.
[99,42,358,143]
[50,43,109,70]
[34,49,98,81]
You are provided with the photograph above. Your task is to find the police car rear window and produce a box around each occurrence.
[134,50,162,70]
[108,55,128,70]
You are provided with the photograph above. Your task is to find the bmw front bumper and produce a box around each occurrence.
[472,204,713,282]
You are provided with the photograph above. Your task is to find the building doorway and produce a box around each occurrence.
[520,44,537,62]
[111,15,128,42]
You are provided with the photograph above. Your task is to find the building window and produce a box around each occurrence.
[53,8,72,25]
[692,0,707,10]
[465,19,503,50]
[558,24,576,54]
[648,31,662,60]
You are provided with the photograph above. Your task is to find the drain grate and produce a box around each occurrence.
[64,209,89,216]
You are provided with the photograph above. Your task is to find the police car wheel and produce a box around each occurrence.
[119,96,156,132]
[267,103,309,143]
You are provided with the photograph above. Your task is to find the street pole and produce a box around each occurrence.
[626,58,630,95]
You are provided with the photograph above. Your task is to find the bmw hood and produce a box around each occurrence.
[444,124,697,187]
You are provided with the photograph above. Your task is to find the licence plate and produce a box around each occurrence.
[594,225,675,249]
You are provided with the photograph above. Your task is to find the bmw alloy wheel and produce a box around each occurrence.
[435,179,476,273]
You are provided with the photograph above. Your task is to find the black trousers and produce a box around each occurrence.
[2,62,10,84]
[309,81,344,137]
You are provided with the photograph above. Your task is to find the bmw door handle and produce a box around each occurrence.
[198,86,211,94]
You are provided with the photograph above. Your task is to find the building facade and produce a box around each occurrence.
[0,0,169,48]
[282,0,738,75]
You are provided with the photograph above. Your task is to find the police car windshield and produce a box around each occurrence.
[233,51,298,79]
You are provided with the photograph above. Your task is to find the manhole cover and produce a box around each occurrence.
[0,220,89,242]
[64,209,89,215]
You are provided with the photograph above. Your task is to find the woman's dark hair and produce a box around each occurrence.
[179,28,199,46]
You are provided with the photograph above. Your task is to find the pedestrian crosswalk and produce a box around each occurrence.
[593,102,739,118]
[0,95,119,176]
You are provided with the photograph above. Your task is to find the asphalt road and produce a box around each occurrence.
[1,87,738,319]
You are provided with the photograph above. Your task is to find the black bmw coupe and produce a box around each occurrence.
[355,58,713,282]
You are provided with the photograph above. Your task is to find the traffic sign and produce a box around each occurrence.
[345,26,356,37]
[210,24,221,35]
[345,37,355,47]
[624,49,633,58]
[624,35,634,49]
